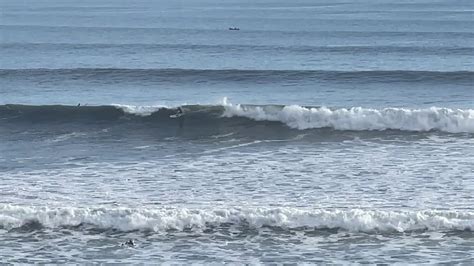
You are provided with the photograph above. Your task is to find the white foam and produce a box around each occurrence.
[46,132,87,143]
[1,205,472,233]
[112,104,167,116]
[222,100,474,133]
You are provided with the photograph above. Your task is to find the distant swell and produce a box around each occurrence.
[1,68,473,84]
[1,205,472,233]
[1,102,473,133]
[3,43,473,56]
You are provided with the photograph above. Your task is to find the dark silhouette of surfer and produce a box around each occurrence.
[171,107,185,130]
[121,239,135,247]
[178,107,184,129]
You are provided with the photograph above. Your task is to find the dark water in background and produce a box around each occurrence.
[0,0,473,263]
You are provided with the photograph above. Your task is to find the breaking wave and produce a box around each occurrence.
[1,205,472,233]
[1,101,473,133]
[222,100,474,133]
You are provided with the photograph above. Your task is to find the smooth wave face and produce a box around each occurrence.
[1,68,473,85]
[3,43,474,56]
[1,103,473,133]
[2,205,472,233]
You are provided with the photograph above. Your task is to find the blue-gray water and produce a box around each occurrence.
[1,0,473,264]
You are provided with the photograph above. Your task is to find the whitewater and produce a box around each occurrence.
[223,100,474,133]
[2,205,473,233]
[1,0,473,263]
[3,100,473,134]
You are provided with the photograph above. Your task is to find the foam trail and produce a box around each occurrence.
[222,99,474,133]
[1,205,473,233]
[112,104,167,116]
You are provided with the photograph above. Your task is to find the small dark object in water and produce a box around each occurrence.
[170,107,184,118]
[122,239,135,247]
[229,27,240,31]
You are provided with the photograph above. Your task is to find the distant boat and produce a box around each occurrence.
[228,27,240,31]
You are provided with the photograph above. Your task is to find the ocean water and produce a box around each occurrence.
[1,0,473,263]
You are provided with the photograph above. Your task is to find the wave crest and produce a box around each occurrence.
[1,205,473,233]
[1,102,473,133]
[223,101,474,133]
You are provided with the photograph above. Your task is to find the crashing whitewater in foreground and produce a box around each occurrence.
[1,205,473,233]
[1,99,473,134]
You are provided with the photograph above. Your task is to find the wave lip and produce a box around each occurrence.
[223,102,474,133]
[1,102,473,133]
[111,104,167,116]
[1,205,473,233]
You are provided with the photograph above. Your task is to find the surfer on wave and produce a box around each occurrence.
[170,107,184,118]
